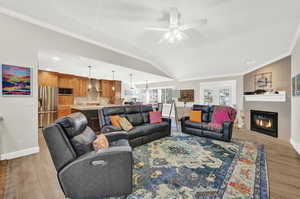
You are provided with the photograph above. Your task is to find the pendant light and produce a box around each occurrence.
[145,80,149,90]
[130,73,134,89]
[88,66,92,90]
[112,70,115,91]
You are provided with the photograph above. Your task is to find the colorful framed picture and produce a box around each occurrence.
[1,64,32,96]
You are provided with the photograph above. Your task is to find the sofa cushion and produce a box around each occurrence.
[110,115,122,128]
[127,125,148,139]
[126,113,144,126]
[70,126,97,156]
[192,105,211,122]
[141,105,153,123]
[149,111,162,124]
[92,134,109,151]
[127,122,169,139]
[125,105,141,114]
[185,120,210,130]
[119,117,133,131]
[189,110,202,123]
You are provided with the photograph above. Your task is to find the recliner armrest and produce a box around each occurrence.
[59,146,133,199]
[105,132,129,142]
[181,116,190,122]
[222,121,233,142]
[101,125,122,134]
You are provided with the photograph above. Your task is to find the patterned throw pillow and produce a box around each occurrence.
[149,111,162,124]
[109,115,122,128]
[93,134,109,151]
[189,110,202,123]
[119,117,134,131]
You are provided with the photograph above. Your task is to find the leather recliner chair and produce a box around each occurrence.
[43,112,133,199]
[181,105,235,142]
[98,105,171,147]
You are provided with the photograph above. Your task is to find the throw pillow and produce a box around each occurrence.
[212,111,231,124]
[189,110,202,123]
[93,134,109,151]
[149,111,162,124]
[109,115,122,128]
[119,117,134,131]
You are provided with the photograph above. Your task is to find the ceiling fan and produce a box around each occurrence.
[145,7,207,44]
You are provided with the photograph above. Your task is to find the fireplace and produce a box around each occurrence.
[250,110,278,137]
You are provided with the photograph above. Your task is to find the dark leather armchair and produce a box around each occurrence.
[43,112,133,199]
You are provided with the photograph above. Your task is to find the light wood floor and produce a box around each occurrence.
[1,128,300,199]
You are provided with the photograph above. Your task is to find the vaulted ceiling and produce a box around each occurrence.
[1,0,300,81]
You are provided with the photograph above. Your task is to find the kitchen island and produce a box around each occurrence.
[71,105,119,132]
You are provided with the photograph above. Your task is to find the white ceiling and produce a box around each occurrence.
[38,51,172,84]
[1,0,300,80]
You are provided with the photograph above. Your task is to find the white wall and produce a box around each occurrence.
[0,13,165,159]
[291,37,300,154]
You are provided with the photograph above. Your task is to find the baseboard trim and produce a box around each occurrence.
[0,147,39,160]
[290,139,300,154]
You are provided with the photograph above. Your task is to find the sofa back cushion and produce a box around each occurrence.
[43,124,77,171]
[102,106,126,126]
[140,105,153,123]
[192,105,211,122]
[125,105,144,126]
[55,113,97,157]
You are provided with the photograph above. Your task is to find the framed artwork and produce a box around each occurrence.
[178,89,194,102]
[293,74,300,96]
[1,64,32,96]
[255,72,272,90]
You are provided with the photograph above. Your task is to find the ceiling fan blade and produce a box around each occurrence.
[179,19,208,31]
[145,27,169,32]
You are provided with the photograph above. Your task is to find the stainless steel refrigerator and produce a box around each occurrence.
[38,86,58,128]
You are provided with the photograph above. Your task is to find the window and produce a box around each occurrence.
[200,80,236,106]
[146,87,173,104]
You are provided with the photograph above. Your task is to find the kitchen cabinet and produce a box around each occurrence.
[73,77,88,97]
[58,74,74,88]
[38,70,58,87]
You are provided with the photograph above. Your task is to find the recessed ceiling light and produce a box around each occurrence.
[52,56,60,61]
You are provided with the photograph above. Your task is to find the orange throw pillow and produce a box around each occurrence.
[93,134,109,151]
[189,110,202,123]
[109,115,121,128]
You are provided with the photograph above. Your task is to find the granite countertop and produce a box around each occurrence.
[71,104,119,111]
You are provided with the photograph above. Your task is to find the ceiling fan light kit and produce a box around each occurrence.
[146,7,207,44]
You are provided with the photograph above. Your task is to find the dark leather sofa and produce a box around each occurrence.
[98,105,172,147]
[181,105,234,142]
[43,113,133,199]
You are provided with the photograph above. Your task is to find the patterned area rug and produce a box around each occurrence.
[118,136,269,199]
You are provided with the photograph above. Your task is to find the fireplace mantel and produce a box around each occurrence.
[244,91,286,102]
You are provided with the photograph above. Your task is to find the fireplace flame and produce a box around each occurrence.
[256,119,272,129]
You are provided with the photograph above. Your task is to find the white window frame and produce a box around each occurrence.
[199,80,237,106]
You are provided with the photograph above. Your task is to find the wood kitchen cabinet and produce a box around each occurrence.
[73,77,88,97]
[38,70,58,87]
